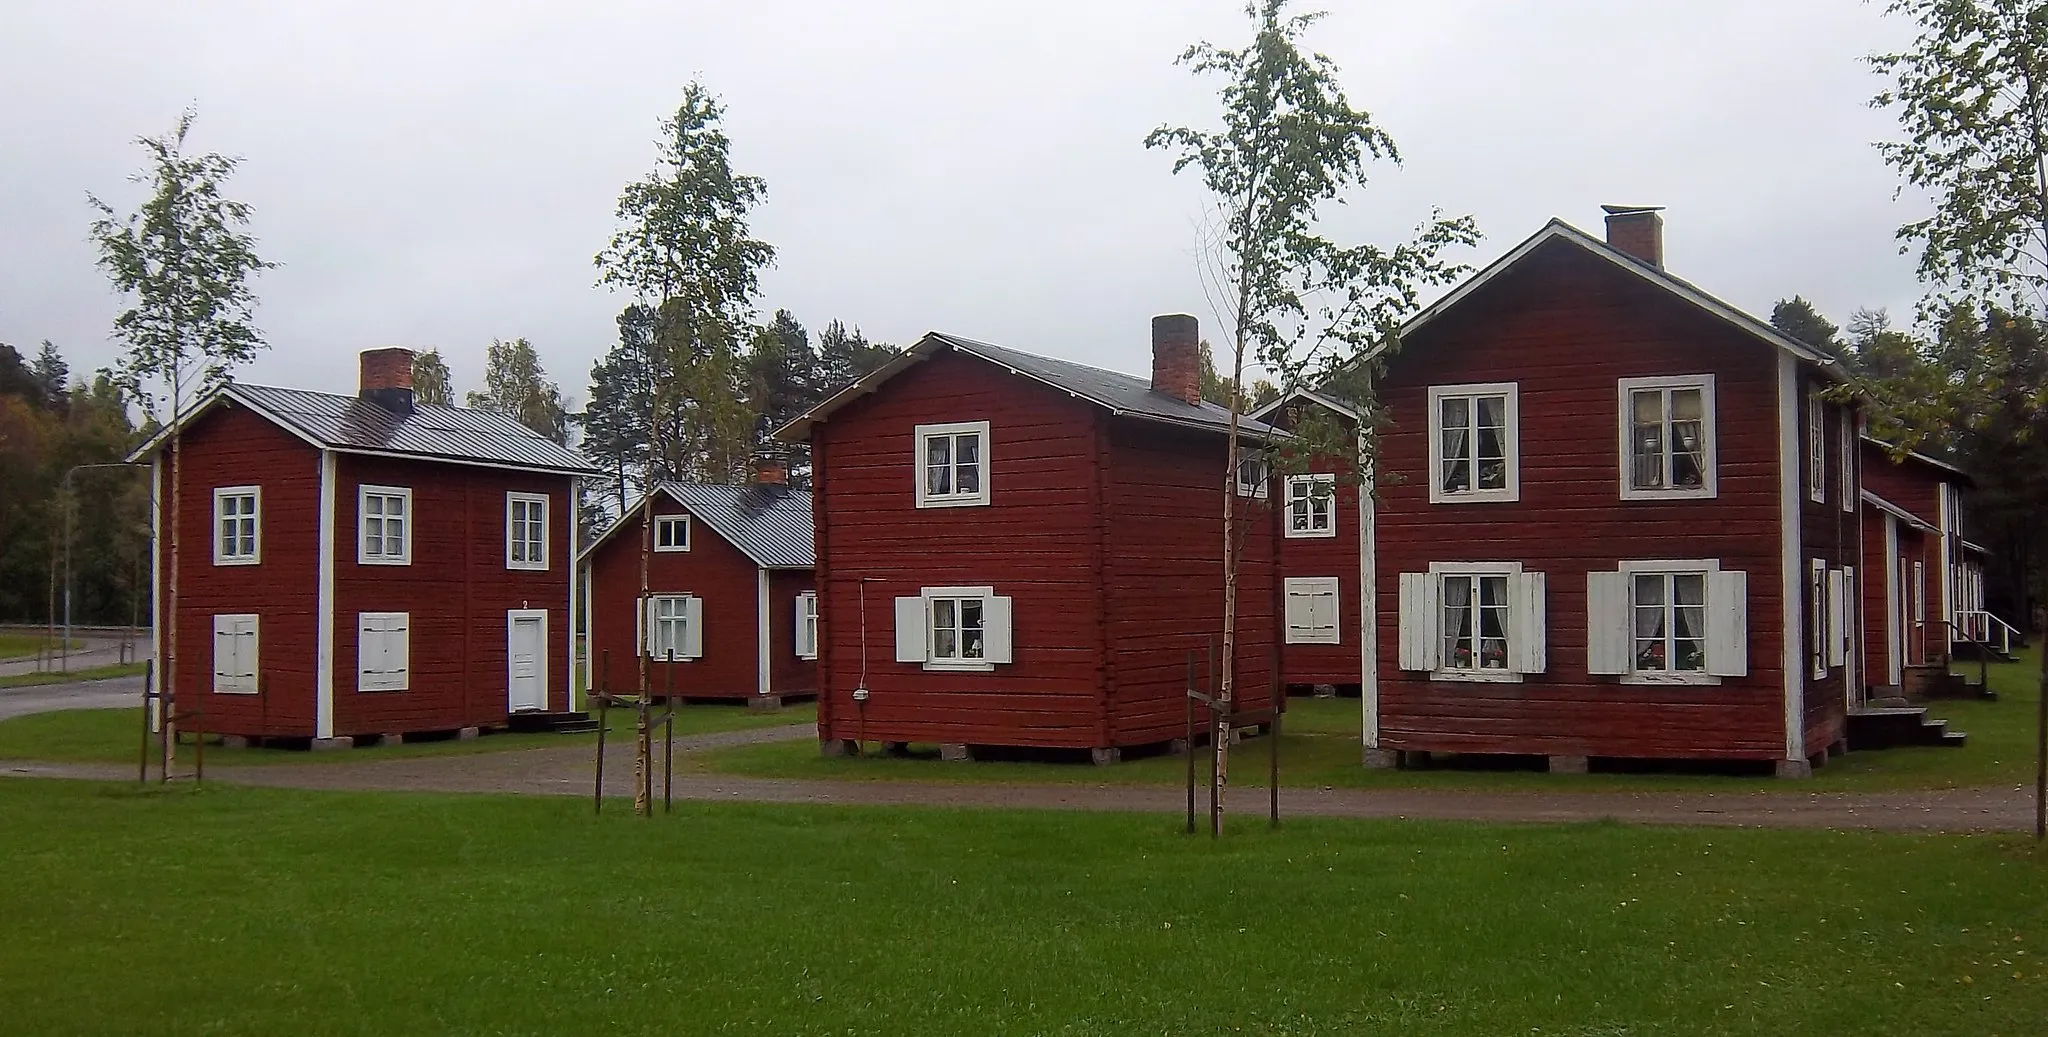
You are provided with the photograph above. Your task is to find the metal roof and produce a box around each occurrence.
[1861,434,1974,487]
[663,482,814,569]
[774,332,1286,441]
[129,383,599,475]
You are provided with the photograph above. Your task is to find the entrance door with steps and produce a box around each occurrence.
[508,611,548,713]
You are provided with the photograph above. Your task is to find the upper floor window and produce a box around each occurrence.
[1586,561,1748,683]
[1235,451,1271,499]
[213,486,261,565]
[506,493,548,571]
[1618,375,1716,500]
[654,514,691,552]
[1838,404,1855,514]
[359,486,412,565]
[915,421,990,508]
[1807,391,1826,505]
[795,591,819,660]
[1285,475,1337,538]
[1428,383,1519,503]
[895,586,1014,671]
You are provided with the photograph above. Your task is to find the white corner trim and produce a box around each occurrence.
[315,451,337,740]
[1426,381,1521,505]
[567,478,581,713]
[149,458,163,733]
[1616,373,1719,501]
[1776,353,1807,761]
[756,569,772,698]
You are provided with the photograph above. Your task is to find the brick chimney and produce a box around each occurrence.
[754,457,789,486]
[359,347,416,416]
[1150,313,1201,406]
[1602,205,1665,268]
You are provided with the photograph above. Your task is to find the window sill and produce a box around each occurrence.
[797,653,818,662]
[923,660,996,673]
[915,496,991,510]
[653,545,691,553]
[506,562,550,572]
[1619,673,1722,687]
[1619,486,1717,502]
[1430,669,1523,683]
[213,557,261,567]
[647,655,699,664]
[1284,528,1338,540]
[1284,635,1341,646]
[1428,490,1520,505]
[357,686,410,694]
[211,687,260,696]
[357,557,413,567]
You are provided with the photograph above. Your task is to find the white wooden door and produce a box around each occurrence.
[508,612,548,713]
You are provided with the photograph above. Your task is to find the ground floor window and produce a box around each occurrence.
[796,591,819,660]
[1283,577,1340,645]
[357,612,410,692]
[640,594,703,661]
[1397,564,1545,681]
[211,614,259,694]
[895,586,1014,671]
[1587,562,1747,682]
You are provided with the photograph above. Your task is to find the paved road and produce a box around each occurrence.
[0,673,144,720]
[2,718,2038,834]
[0,636,149,679]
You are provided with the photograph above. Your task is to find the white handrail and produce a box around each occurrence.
[1952,609,2019,656]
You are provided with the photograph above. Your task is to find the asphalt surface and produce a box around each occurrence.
[0,672,145,720]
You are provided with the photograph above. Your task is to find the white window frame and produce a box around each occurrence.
[796,591,819,660]
[1427,382,1521,504]
[644,594,701,662]
[506,492,548,571]
[358,485,414,565]
[357,611,411,692]
[1810,559,1829,678]
[921,585,997,671]
[1235,451,1271,499]
[1807,391,1827,505]
[1284,474,1338,538]
[1428,561,1526,683]
[211,613,259,695]
[1617,374,1718,501]
[212,486,262,566]
[1618,559,1723,686]
[1838,406,1856,514]
[1283,576,1341,645]
[653,514,691,553]
[914,420,992,509]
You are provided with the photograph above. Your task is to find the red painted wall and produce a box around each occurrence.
[1266,412,1364,688]
[160,403,322,737]
[584,499,815,700]
[1862,507,1938,685]
[1373,243,1801,761]
[331,454,574,736]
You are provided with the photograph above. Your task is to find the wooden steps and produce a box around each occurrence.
[505,710,600,734]
[1846,706,1967,751]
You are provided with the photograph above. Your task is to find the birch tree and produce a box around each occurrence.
[89,108,273,768]
[1145,0,1475,812]
[595,82,773,815]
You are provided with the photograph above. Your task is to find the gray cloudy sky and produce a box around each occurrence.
[1,1,1926,408]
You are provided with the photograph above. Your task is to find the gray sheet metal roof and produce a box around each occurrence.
[774,332,1285,441]
[130,383,599,475]
[663,482,814,569]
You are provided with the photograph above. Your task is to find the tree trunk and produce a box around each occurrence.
[166,424,181,771]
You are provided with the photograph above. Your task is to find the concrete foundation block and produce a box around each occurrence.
[1313,683,1338,699]
[377,733,406,748]
[938,743,971,762]
[220,735,250,750]
[310,737,353,752]
[882,741,911,757]
[1361,748,1400,770]
[747,695,784,712]
[456,726,482,741]
[1775,758,1814,780]
[1548,754,1591,775]
[819,739,855,758]
[1090,747,1121,766]
[1168,737,1191,755]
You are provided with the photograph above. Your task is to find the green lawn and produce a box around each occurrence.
[0,633,82,661]
[0,700,814,767]
[697,653,2045,794]
[0,780,2043,1035]
[0,661,147,690]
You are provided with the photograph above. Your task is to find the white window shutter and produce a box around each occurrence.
[1284,588,1310,641]
[684,597,705,660]
[213,616,233,689]
[1396,573,1439,671]
[1826,568,1847,666]
[795,595,808,655]
[1314,585,1339,642]
[389,614,408,684]
[1586,572,1629,675]
[1512,571,1547,674]
[894,596,928,662]
[636,596,648,657]
[1707,570,1749,677]
[983,595,1014,664]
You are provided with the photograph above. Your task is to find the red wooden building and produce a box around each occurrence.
[579,473,817,706]
[777,316,1280,762]
[1859,438,2000,690]
[1262,208,1864,776]
[130,348,598,747]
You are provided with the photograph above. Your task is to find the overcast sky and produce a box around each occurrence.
[0,1,1926,409]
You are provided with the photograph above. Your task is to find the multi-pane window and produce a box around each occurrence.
[213,487,260,565]
[1429,384,1518,503]
[1619,375,1715,499]
[915,421,990,508]
[654,515,691,552]
[1810,560,1828,679]
[1808,392,1827,504]
[1235,452,1271,499]
[1286,475,1336,537]
[1631,571,1708,675]
[506,493,547,570]
[930,594,986,664]
[1839,404,1855,513]
[795,592,819,660]
[648,595,693,661]
[1441,572,1512,674]
[359,486,412,564]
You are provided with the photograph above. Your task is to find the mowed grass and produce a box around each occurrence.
[0,633,79,660]
[0,700,814,766]
[699,652,2046,794]
[1,780,2045,1036]
[0,661,147,689]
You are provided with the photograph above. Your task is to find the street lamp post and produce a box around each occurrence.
[62,462,149,673]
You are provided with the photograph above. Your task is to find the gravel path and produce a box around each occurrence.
[0,673,144,720]
[2,719,2038,834]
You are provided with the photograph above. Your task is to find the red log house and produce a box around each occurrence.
[776,317,1280,762]
[1261,207,1870,776]
[1859,437,2002,693]
[130,348,598,747]
[579,473,817,706]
